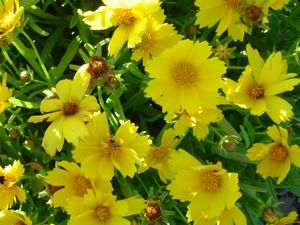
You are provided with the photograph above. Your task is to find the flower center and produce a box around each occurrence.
[173,62,197,87]
[117,9,135,25]
[73,175,92,196]
[145,201,162,223]
[147,147,170,164]
[139,32,154,51]
[246,5,262,26]
[15,222,26,225]
[103,139,121,157]
[88,56,110,79]
[248,83,264,100]
[225,0,243,8]
[199,171,222,192]
[95,206,110,222]
[62,102,79,116]
[269,144,289,163]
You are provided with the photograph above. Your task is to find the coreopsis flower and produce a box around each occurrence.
[45,161,112,208]
[166,106,224,140]
[145,40,226,115]
[0,0,23,45]
[194,0,247,41]
[272,211,298,225]
[269,0,290,10]
[168,162,241,218]
[247,125,300,184]
[140,129,199,182]
[28,65,100,156]
[66,190,145,225]
[131,17,182,65]
[0,73,12,114]
[0,210,32,225]
[224,45,300,124]
[72,111,152,180]
[82,0,165,56]
[0,160,26,209]
[188,205,247,225]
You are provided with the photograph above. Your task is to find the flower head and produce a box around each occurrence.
[45,161,112,208]
[72,111,152,180]
[247,125,300,184]
[66,190,144,225]
[28,65,100,156]
[195,0,247,41]
[166,106,224,140]
[145,40,226,115]
[0,73,12,114]
[224,44,300,123]
[0,0,24,45]
[0,160,26,210]
[168,162,241,218]
[188,205,247,225]
[83,0,165,56]
[0,210,32,225]
[131,17,182,65]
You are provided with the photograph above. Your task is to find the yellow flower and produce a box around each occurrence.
[224,44,300,123]
[145,40,226,115]
[166,106,224,140]
[83,0,164,56]
[140,129,200,183]
[0,160,26,210]
[45,161,112,208]
[0,0,23,45]
[28,64,100,156]
[66,190,144,225]
[72,111,152,180]
[195,0,247,41]
[272,211,298,225]
[188,205,247,225]
[0,73,12,114]
[168,162,241,218]
[131,17,182,65]
[0,210,32,225]
[247,125,300,184]
[269,0,290,10]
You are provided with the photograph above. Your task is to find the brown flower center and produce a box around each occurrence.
[62,102,79,116]
[140,32,154,51]
[173,62,197,87]
[95,206,110,222]
[147,147,170,164]
[15,221,26,225]
[200,171,222,192]
[73,175,92,196]
[225,0,243,8]
[117,9,135,25]
[88,56,110,79]
[246,5,263,26]
[248,83,264,100]
[145,201,163,223]
[269,144,289,163]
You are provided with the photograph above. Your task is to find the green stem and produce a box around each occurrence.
[1,49,19,74]
[21,31,53,86]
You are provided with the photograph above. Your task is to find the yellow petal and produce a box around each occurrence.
[265,96,293,123]
[71,64,90,102]
[246,44,264,81]
[42,116,65,156]
[62,116,88,145]
[108,26,129,56]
